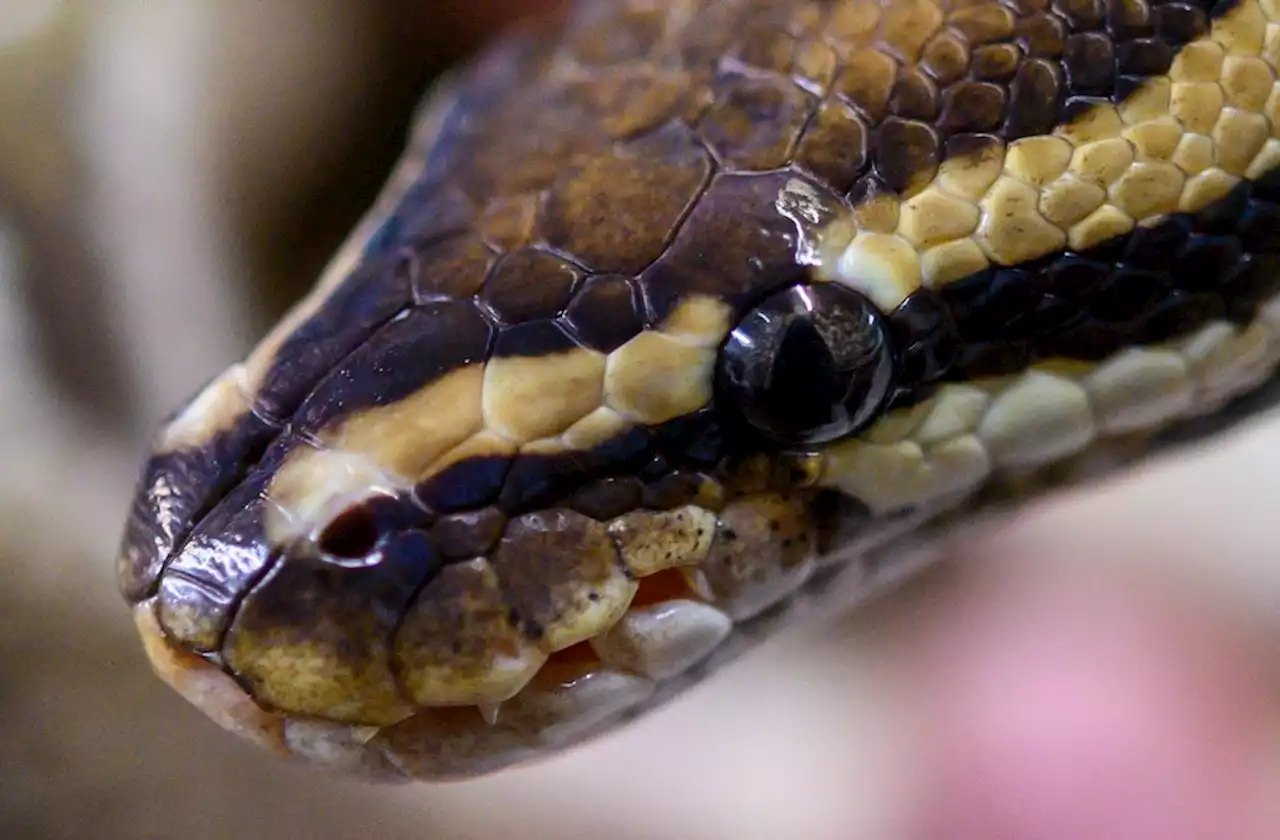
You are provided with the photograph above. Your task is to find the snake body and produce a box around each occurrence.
[118,0,1280,781]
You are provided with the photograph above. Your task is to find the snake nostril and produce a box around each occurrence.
[319,504,380,559]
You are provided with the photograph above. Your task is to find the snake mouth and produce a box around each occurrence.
[134,482,934,781]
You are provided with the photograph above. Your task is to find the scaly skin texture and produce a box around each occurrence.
[119,0,1280,780]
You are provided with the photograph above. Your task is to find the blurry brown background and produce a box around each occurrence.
[5,2,1280,839]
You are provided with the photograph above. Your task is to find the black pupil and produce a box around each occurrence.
[717,283,895,445]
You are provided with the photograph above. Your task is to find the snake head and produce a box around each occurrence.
[118,0,1280,780]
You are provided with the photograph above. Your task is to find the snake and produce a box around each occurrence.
[116,0,1280,782]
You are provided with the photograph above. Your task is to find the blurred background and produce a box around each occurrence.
[4,1,1280,838]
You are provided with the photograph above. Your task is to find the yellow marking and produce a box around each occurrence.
[835,232,922,309]
[264,365,484,545]
[483,348,606,443]
[660,294,733,346]
[336,365,485,474]
[265,448,398,547]
[156,365,252,453]
[605,331,717,424]
[431,430,518,476]
[560,406,631,451]
[224,619,417,726]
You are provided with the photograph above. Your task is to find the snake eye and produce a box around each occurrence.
[716,283,895,445]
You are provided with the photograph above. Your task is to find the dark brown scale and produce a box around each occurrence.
[639,170,841,321]
[1238,200,1280,253]
[490,320,580,360]
[538,121,713,276]
[937,81,1007,134]
[1116,36,1176,75]
[117,410,279,601]
[497,426,653,515]
[1089,269,1171,322]
[417,456,512,514]
[1223,255,1280,322]
[921,30,971,83]
[1153,2,1210,43]
[1002,58,1063,139]
[969,44,1023,82]
[410,236,495,303]
[888,290,961,384]
[889,69,941,121]
[429,508,508,560]
[1195,181,1252,235]
[952,340,1035,378]
[1122,216,1193,273]
[834,49,899,121]
[561,273,645,354]
[1135,291,1226,339]
[872,118,940,196]
[367,182,478,258]
[697,72,816,170]
[1016,12,1069,56]
[479,248,582,324]
[650,407,727,467]
[489,510,622,642]
[793,100,870,192]
[1172,236,1246,292]
[568,477,645,521]
[1062,32,1116,95]
[1052,0,1105,31]
[255,257,415,422]
[1105,0,1154,40]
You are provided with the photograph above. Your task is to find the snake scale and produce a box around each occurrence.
[116,0,1280,781]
